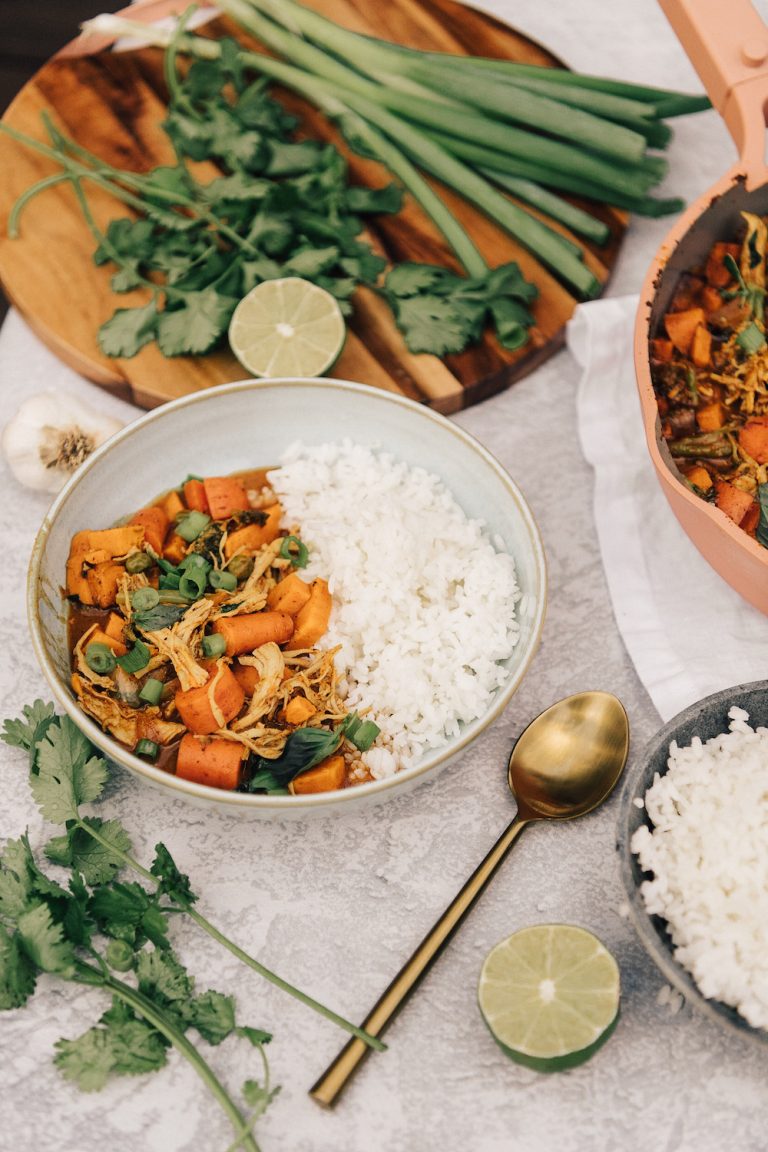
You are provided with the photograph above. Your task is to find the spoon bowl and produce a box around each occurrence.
[311,690,630,1106]
[509,691,630,820]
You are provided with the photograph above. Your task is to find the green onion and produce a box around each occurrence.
[176,510,211,543]
[279,535,309,568]
[179,553,210,571]
[139,678,164,706]
[208,568,238,592]
[201,633,227,659]
[125,551,153,575]
[179,567,208,600]
[159,572,181,590]
[736,320,767,354]
[116,639,151,674]
[135,738,159,759]
[131,587,160,613]
[227,554,254,583]
[85,642,116,675]
[351,720,380,752]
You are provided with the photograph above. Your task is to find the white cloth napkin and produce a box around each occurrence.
[567,296,768,722]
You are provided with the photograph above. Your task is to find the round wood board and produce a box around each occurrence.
[0,0,628,414]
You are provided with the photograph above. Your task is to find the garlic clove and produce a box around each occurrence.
[2,391,125,494]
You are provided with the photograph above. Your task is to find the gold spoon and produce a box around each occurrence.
[310,690,629,1107]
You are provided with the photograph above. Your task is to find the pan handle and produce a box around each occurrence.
[659,0,768,183]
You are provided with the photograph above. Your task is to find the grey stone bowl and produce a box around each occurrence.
[616,681,768,1045]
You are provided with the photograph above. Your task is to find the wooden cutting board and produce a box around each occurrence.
[0,0,627,413]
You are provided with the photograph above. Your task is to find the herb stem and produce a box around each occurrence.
[101,969,261,1152]
[184,904,386,1052]
[71,816,384,1051]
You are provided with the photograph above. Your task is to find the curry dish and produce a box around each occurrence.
[650,211,768,546]
[65,469,381,794]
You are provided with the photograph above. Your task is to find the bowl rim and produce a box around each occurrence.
[28,375,547,812]
[616,678,768,1045]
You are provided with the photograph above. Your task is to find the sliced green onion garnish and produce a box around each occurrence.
[351,720,380,751]
[179,552,210,571]
[201,633,227,659]
[85,642,116,675]
[176,510,211,542]
[179,567,208,600]
[131,586,160,613]
[125,551,153,574]
[159,572,181,590]
[116,639,151,674]
[135,738,159,759]
[208,568,237,592]
[138,677,164,706]
[279,534,309,568]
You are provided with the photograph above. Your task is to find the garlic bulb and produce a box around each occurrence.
[2,392,124,494]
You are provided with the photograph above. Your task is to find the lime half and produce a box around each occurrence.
[478,924,620,1072]
[228,278,346,378]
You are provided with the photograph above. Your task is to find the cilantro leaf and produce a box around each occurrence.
[156,291,237,357]
[183,990,236,1045]
[150,843,197,907]
[0,837,34,920]
[0,924,36,1009]
[31,717,109,823]
[390,292,480,357]
[242,1077,281,1116]
[136,948,193,1006]
[45,818,132,886]
[1,700,57,769]
[238,1025,272,1046]
[345,182,402,215]
[16,903,75,975]
[98,300,159,359]
[55,1011,168,1091]
[90,881,169,949]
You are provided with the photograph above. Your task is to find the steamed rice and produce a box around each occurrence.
[269,440,521,776]
[631,706,768,1029]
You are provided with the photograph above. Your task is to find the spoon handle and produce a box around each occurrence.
[309,813,528,1107]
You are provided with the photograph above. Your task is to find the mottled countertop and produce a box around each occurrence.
[2,1,767,1150]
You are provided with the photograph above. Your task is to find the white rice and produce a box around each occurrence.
[631,706,768,1029]
[268,440,521,776]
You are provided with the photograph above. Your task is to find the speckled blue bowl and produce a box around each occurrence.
[617,681,768,1045]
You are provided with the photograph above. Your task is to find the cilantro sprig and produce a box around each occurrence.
[0,703,384,1055]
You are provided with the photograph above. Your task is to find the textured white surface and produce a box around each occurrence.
[2,1,768,1150]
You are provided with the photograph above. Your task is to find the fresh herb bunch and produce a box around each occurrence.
[0,701,385,1059]
[0,707,277,1150]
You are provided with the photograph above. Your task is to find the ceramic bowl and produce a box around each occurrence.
[616,681,768,1045]
[28,378,547,816]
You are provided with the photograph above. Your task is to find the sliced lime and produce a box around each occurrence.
[478,924,620,1072]
[228,277,346,378]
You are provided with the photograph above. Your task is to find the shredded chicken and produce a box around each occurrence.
[72,672,185,747]
[232,643,285,730]
[143,599,212,690]
[73,625,115,691]
[212,538,283,618]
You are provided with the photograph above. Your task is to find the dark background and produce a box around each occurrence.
[0,1,121,324]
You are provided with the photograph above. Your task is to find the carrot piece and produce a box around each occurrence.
[162,490,186,521]
[696,400,724,431]
[183,478,210,514]
[684,465,713,491]
[266,570,313,615]
[175,733,244,790]
[85,561,125,609]
[701,285,723,313]
[174,663,245,735]
[204,476,250,520]
[705,242,740,288]
[290,579,332,649]
[66,526,145,597]
[664,307,706,354]
[129,506,170,556]
[670,276,704,311]
[232,661,260,696]
[85,627,128,657]
[738,417,768,464]
[163,533,188,566]
[289,753,346,795]
[741,502,761,537]
[690,324,712,368]
[283,696,316,725]
[224,505,284,560]
[104,612,127,644]
[213,611,294,656]
[714,480,756,525]
[650,338,674,363]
